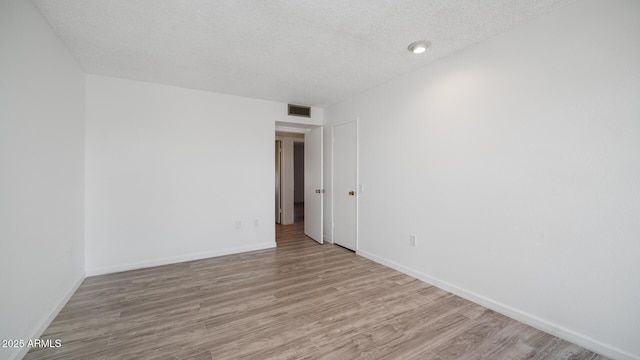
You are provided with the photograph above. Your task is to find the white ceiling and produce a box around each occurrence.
[32,0,574,107]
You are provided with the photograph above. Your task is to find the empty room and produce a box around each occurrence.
[1,0,639,359]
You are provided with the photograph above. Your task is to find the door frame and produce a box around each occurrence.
[275,140,282,224]
[331,118,359,250]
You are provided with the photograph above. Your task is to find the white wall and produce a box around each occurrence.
[85,75,281,275]
[0,1,86,359]
[324,1,640,359]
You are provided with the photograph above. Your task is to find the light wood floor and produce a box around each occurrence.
[26,222,608,360]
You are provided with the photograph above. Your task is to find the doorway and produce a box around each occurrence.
[275,127,323,245]
[274,131,304,226]
[274,139,305,225]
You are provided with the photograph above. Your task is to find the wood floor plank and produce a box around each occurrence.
[24,222,609,360]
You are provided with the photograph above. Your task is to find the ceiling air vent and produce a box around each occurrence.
[288,104,311,118]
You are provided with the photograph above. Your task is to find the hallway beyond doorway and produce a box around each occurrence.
[294,202,304,223]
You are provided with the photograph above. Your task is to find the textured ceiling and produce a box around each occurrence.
[33,0,573,107]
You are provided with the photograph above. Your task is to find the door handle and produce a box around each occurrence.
[315,189,320,194]
[348,191,355,196]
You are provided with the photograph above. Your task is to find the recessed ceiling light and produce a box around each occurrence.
[408,40,431,54]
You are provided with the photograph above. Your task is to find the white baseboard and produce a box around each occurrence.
[356,249,638,360]
[8,273,85,360]
[85,242,277,277]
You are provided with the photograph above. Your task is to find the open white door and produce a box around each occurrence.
[304,127,323,243]
[333,121,357,251]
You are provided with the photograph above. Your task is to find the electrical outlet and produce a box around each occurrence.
[254,219,259,227]
[66,247,71,257]
[409,235,417,247]
[235,221,241,230]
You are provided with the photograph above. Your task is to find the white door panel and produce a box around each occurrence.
[304,127,323,243]
[333,121,357,251]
